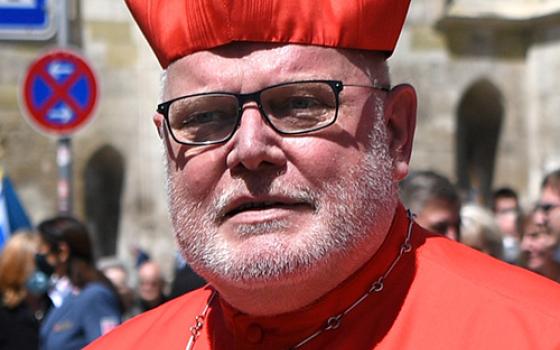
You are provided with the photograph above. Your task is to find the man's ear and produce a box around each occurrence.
[383,84,417,181]
[153,113,164,138]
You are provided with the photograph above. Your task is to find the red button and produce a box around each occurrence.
[245,323,263,343]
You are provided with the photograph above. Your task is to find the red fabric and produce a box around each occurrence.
[87,204,560,349]
[125,0,411,68]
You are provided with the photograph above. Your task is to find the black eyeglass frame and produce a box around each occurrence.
[535,202,560,214]
[157,79,390,146]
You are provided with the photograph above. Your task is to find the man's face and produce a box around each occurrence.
[521,219,558,273]
[415,199,460,241]
[157,44,414,288]
[534,185,560,237]
[138,263,163,302]
[494,197,519,237]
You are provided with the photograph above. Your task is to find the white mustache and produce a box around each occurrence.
[212,182,318,222]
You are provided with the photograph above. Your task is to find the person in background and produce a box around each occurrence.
[129,244,151,269]
[0,232,40,350]
[37,216,122,350]
[460,204,504,259]
[491,187,522,264]
[135,260,167,313]
[520,213,560,282]
[535,169,560,262]
[35,220,73,313]
[99,258,135,320]
[520,169,560,282]
[400,170,462,241]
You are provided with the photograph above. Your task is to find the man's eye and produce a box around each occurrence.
[287,97,321,109]
[180,111,226,127]
[270,96,329,118]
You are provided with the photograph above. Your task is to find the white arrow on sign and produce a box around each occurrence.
[47,61,74,81]
[0,0,36,8]
[47,104,73,123]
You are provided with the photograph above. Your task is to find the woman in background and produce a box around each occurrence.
[37,216,122,350]
[520,213,560,282]
[0,232,40,350]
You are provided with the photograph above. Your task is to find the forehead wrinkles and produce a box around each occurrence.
[163,44,380,99]
[164,52,245,99]
[243,45,376,84]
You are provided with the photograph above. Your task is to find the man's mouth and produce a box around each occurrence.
[221,196,315,220]
[226,201,308,217]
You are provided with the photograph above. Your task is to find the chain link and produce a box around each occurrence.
[185,291,216,350]
[291,209,414,349]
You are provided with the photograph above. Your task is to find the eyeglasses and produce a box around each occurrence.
[534,202,560,214]
[428,220,461,236]
[157,80,390,146]
[495,207,518,216]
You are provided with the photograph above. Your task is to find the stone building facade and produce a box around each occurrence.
[398,0,560,205]
[0,0,559,275]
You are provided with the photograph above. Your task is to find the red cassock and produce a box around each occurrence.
[87,205,560,349]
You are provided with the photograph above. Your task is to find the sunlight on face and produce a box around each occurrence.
[162,44,398,288]
[168,98,396,287]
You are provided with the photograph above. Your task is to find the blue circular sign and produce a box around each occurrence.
[21,49,98,136]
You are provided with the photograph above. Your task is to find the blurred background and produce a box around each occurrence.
[1,0,560,278]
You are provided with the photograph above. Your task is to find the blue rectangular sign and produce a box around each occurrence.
[0,0,56,40]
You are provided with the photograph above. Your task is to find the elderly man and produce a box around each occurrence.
[524,169,560,281]
[534,169,560,244]
[399,170,461,241]
[88,1,560,349]
[135,261,168,312]
[521,214,560,282]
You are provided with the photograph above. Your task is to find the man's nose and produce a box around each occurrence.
[520,236,532,252]
[225,105,287,171]
[534,209,547,227]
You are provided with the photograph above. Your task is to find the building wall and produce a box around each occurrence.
[0,1,175,276]
[80,1,174,274]
[392,0,560,205]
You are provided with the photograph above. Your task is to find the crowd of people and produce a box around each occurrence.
[401,168,560,283]
[0,216,205,350]
[0,168,559,349]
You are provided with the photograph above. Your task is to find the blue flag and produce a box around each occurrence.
[0,175,32,250]
[0,185,8,248]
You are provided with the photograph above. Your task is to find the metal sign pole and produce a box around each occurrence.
[57,137,72,214]
[56,0,72,214]
[57,0,68,47]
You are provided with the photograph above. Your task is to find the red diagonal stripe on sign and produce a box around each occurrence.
[36,63,83,118]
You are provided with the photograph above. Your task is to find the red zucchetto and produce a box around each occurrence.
[125,0,411,68]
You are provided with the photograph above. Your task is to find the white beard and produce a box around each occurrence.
[166,97,397,288]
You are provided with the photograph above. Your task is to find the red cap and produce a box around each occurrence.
[126,0,411,68]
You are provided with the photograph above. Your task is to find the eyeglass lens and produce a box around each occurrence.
[429,220,460,236]
[168,95,239,143]
[535,203,560,213]
[260,82,337,132]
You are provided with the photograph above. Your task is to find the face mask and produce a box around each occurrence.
[502,237,520,264]
[35,253,55,278]
[26,270,50,295]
